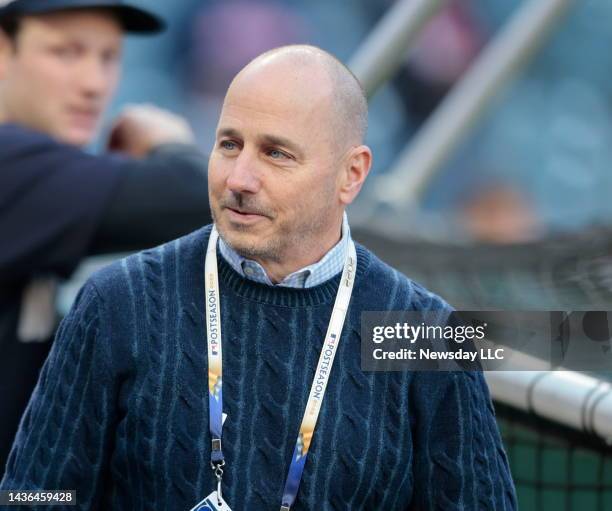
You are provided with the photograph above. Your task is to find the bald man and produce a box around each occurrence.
[1,46,516,510]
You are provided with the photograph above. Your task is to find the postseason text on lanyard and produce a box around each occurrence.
[202,225,357,511]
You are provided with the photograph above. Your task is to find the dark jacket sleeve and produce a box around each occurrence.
[0,125,210,282]
[89,143,211,254]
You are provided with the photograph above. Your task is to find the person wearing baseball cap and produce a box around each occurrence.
[0,0,211,476]
[0,0,165,33]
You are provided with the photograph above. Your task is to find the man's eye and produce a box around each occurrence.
[220,140,237,150]
[51,46,79,59]
[102,50,120,66]
[268,149,288,160]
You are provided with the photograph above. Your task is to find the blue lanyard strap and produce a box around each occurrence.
[205,225,357,510]
[205,227,225,469]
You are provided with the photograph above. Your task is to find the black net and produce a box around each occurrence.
[353,227,612,310]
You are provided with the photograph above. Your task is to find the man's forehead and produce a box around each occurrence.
[14,9,123,48]
[218,95,323,149]
[217,103,305,143]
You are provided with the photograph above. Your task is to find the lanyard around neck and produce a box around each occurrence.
[204,225,357,510]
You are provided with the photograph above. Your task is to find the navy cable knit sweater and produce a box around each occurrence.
[1,226,516,510]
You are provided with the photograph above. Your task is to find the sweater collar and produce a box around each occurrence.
[203,225,371,308]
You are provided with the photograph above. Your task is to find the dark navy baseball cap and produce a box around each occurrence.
[0,0,164,33]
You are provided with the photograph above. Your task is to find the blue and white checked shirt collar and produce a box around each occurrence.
[218,213,351,288]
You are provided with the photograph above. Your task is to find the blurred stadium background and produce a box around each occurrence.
[67,0,612,508]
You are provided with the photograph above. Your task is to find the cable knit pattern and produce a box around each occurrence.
[0,225,517,510]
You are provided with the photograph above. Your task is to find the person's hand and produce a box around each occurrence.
[107,104,196,157]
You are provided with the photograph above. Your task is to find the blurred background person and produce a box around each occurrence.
[0,0,211,475]
[455,180,542,244]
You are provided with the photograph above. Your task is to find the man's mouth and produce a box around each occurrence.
[225,207,268,223]
[67,107,101,129]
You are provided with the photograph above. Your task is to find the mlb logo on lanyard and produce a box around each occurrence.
[190,492,232,511]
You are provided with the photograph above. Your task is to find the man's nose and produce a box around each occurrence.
[226,150,261,194]
[78,56,113,98]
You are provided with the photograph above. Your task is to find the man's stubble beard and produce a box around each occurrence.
[211,198,282,263]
